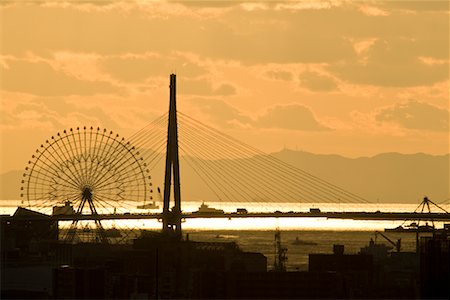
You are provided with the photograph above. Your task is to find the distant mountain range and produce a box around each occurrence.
[271,150,449,204]
[1,150,448,204]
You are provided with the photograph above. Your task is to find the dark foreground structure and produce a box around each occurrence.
[2,208,450,299]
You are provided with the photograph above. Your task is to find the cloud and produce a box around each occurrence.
[187,99,330,132]
[299,71,338,92]
[274,1,341,11]
[265,70,293,81]
[358,5,389,16]
[330,38,449,87]
[349,37,378,56]
[186,98,251,126]
[0,95,122,132]
[101,53,207,82]
[170,1,242,9]
[178,78,236,96]
[382,1,450,12]
[0,3,356,63]
[240,2,269,11]
[256,104,330,131]
[1,60,119,96]
[375,101,449,132]
[3,0,446,80]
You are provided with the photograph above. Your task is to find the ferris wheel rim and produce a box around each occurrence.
[21,126,153,216]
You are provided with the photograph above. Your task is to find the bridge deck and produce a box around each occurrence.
[44,211,450,221]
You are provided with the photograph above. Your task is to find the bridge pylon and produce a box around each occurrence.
[162,74,182,239]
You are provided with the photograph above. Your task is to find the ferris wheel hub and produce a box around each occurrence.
[82,187,93,201]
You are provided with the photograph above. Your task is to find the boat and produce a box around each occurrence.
[137,201,159,210]
[359,238,393,261]
[52,201,75,215]
[385,222,436,233]
[215,234,238,239]
[291,237,317,246]
[193,202,224,214]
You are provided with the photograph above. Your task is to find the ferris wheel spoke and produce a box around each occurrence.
[79,129,99,185]
[92,197,113,210]
[29,152,78,187]
[32,172,80,193]
[55,135,89,185]
[102,134,128,167]
[53,134,87,186]
[68,131,90,185]
[28,167,80,190]
[86,127,98,188]
[27,183,76,200]
[88,130,112,186]
[94,195,135,213]
[56,190,82,203]
[74,129,87,185]
[96,178,145,195]
[92,195,122,212]
[85,132,120,187]
[89,135,133,186]
[94,150,146,190]
[96,196,135,212]
[46,138,85,188]
[95,174,144,194]
[28,184,77,200]
[82,128,88,183]
[94,165,137,189]
[91,128,108,166]
[79,128,93,186]
[63,131,87,185]
[95,180,140,192]
[95,132,119,171]
[59,133,82,176]
[91,151,135,189]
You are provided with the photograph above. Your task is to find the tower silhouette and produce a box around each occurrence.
[162,74,182,238]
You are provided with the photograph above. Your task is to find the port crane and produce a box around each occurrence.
[273,228,288,272]
[375,231,401,252]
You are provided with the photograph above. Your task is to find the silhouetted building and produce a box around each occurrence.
[54,266,106,299]
[1,208,59,299]
[225,271,345,299]
[420,233,450,299]
[1,207,58,259]
[309,245,373,298]
[51,231,268,299]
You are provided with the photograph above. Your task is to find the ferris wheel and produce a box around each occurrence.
[21,126,153,243]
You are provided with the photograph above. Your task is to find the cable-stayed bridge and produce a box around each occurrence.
[19,74,449,243]
[125,76,448,226]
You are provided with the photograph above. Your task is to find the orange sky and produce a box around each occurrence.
[0,0,449,174]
